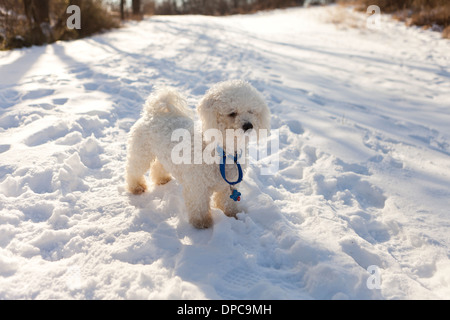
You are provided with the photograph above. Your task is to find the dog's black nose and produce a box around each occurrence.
[242,122,253,132]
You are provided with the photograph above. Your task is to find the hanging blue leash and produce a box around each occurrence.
[217,146,243,201]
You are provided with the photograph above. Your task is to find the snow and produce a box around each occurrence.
[1,6,450,300]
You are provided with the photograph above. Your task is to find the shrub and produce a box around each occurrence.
[55,0,120,41]
[0,0,29,49]
[0,0,119,50]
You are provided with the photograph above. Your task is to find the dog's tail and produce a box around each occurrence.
[143,88,191,118]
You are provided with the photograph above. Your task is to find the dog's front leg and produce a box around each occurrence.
[183,187,213,228]
[213,188,240,218]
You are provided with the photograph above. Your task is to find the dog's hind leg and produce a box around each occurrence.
[126,151,153,195]
[150,159,172,185]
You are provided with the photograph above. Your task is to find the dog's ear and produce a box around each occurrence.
[197,95,214,114]
[197,91,221,129]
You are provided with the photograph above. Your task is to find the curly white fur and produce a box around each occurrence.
[125,80,270,228]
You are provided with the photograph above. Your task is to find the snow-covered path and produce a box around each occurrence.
[0,6,449,299]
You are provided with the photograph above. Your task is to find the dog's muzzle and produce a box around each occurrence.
[242,122,253,132]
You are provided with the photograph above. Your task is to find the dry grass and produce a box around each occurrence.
[409,5,450,27]
[326,4,367,29]
[338,0,450,38]
[443,25,450,39]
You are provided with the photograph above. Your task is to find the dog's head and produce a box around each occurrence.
[197,80,271,146]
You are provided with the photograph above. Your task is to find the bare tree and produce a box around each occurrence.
[156,0,177,14]
[157,0,306,15]
[70,0,83,7]
[132,0,141,15]
[23,0,50,25]
[23,0,52,44]
[120,0,125,20]
[142,0,156,15]
[217,0,229,15]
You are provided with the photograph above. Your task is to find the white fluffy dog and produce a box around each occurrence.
[126,80,270,228]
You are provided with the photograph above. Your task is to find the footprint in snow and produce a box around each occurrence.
[52,98,68,106]
[22,89,55,100]
[285,119,304,135]
[24,122,71,147]
[0,144,10,153]
[339,237,384,270]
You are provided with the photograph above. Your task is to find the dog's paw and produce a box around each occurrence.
[129,183,147,195]
[155,176,172,185]
[190,214,213,229]
[224,208,239,218]
[223,201,240,218]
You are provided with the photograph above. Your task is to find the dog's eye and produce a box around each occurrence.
[228,112,237,118]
